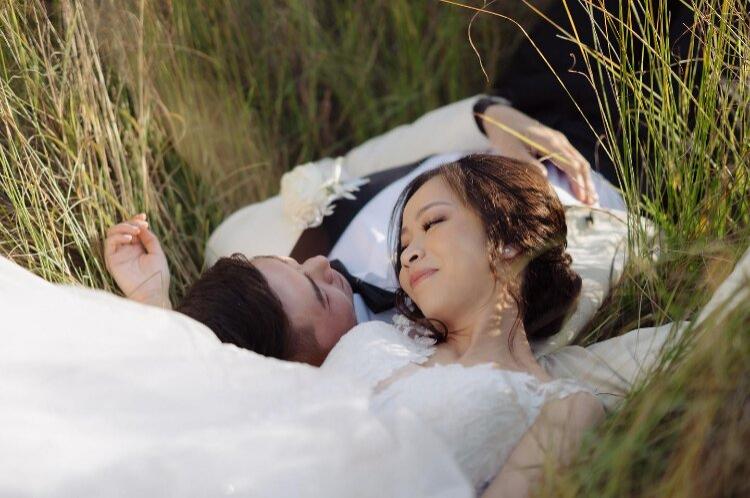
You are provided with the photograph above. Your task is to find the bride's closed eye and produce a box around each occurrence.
[399,216,447,254]
[422,216,445,231]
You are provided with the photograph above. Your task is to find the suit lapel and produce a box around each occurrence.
[289,156,430,262]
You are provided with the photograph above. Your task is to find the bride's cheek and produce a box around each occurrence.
[398,272,409,294]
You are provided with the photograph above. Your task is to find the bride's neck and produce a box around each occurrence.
[445,302,522,357]
[441,291,549,380]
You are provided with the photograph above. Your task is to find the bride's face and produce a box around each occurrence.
[398,177,497,330]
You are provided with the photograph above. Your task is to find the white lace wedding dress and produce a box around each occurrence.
[321,319,594,494]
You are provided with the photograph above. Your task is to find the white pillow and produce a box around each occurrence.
[0,256,471,497]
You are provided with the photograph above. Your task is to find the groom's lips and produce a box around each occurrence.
[410,268,437,289]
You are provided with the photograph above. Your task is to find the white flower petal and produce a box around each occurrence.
[280,158,371,229]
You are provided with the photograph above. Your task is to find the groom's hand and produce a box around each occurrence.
[104,213,172,309]
[480,104,599,205]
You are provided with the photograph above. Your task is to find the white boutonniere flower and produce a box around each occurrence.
[281,157,369,229]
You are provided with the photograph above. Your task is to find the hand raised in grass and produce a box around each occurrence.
[104,213,172,309]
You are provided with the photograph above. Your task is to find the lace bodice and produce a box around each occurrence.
[321,320,592,493]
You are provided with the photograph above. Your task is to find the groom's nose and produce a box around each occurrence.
[303,255,333,281]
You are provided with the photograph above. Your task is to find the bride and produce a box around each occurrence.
[319,154,603,496]
[104,153,603,497]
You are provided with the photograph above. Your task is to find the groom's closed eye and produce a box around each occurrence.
[305,274,328,310]
[267,255,328,311]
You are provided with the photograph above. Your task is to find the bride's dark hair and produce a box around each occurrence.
[390,154,582,343]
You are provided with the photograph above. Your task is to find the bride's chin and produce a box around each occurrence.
[411,297,442,322]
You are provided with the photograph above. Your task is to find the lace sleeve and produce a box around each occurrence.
[320,321,435,390]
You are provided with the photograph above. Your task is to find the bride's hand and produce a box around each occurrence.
[103,213,172,309]
[479,104,599,205]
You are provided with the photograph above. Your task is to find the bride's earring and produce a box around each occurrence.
[500,245,518,260]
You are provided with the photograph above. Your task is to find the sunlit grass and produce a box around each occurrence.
[440,1,748,496]
[0,0,504,296]
[1,0,748,496]
[0,0,222,297]
[524,1,749,496]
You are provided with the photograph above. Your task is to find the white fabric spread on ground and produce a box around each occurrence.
[0,256,471,498]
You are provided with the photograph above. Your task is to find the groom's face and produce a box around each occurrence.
[253,255,357,355]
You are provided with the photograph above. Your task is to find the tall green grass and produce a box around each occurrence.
[492,1,749,496]
[0,0,221,296]
[1,0,748,496]
[441,1,748,496]
[0,0,505,296]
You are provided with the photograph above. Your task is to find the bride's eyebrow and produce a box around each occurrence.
[415,201,451,217]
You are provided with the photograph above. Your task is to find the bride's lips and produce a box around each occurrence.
[410,268,437,289]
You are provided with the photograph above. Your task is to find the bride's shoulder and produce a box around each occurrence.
[325,318,436,365]
[320,317,436,389]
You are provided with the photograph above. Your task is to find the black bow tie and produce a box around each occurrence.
[330,259,396,313]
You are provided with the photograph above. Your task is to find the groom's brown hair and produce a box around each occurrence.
[175,253,319,363]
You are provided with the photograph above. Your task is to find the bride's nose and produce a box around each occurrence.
[400,244,425,268]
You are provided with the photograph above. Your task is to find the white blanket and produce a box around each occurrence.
[0,256,471,498]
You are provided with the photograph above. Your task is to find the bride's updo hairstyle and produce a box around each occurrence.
[390,154,582,343]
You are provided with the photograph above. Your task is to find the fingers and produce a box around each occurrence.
[562,142,598,204]
[494,112,600,204]
[104,215,149,257]
[127,214,163,255]
[105,214,164,257]
[106,221,142,238]
[104,233,133,257]
[579,159,598,205]
[534,134,598,205]
[136,224,163,255]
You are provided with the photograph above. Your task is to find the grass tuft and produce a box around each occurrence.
[1,0,506,296]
